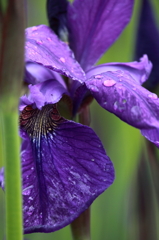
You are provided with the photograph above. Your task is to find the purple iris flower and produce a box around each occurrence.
[1,0,159,235]
[21,24,115,233]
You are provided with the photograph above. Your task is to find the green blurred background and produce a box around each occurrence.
[1,0,159,239]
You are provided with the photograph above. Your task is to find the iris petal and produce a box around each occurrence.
[20,79,68,110]
[25,62,66,88]
[20,104,114,233]
[86,71,159,147]
[68,0,134,70]
[25,25,86,82]
[86,55,152,85]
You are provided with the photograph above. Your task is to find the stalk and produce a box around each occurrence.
[71,106,91,240]
[0,0,25,239]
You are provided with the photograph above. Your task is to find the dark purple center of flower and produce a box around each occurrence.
[20,104,63,138]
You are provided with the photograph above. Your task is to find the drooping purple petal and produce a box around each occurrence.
[68,0,134,71]
[86,55,152,85]
[25,25,86,82]
[86,70,159,148]
[25,62,66,88]
[20,104,114,233]
[20,79,68,110]
[135,0,159,89]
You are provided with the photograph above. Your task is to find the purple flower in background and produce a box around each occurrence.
[0,168,4,190]
[135,0,159,90]
[2,0,159,235]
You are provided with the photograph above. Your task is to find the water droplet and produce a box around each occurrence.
[60,57,65,63]
[94,75,102,79]
[36,40,43,45]
[148,93,158,99]
[32,26,38,31]
[89,85,99,93]
[114,101,119,110]
[114,101,125,111]
[47,37,52,42]
[103,79,116,87]
[131,106,141,121]
[91,159,95,161]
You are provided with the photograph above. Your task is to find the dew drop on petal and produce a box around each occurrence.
[94,75,102,79]
[114,101,125,111]
[148,93,158,99]
[36,40,43,45]
[131,106,141,121]
[32,26,38,31]
[114,101,118,110]
[89,85,99,93]
[103,79,116,87]
[47,37,52,42]
[60,57,65,63]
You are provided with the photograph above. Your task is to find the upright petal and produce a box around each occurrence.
[86,70,159,147]
[68,0,134,71]
[25,25,86,82]
[20,104,114,233]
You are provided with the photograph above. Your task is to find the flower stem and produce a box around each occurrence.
[0,0,25,239]
[79,106,91,127]
[1,110,23,240]
[71,208,91,240]
[71,105,91,240]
